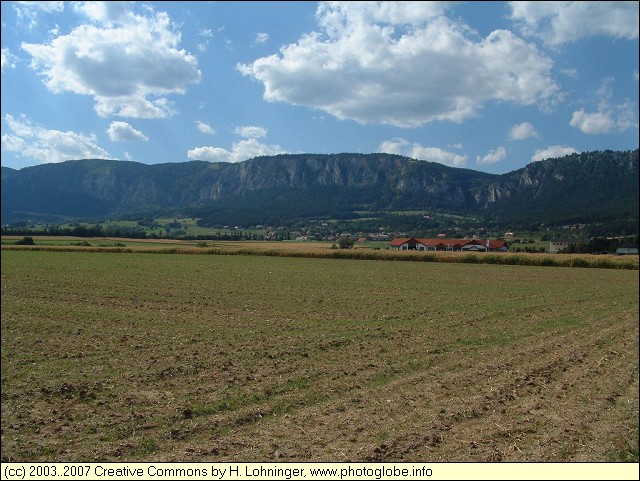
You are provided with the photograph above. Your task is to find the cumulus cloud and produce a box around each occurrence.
[255,32,269,44]
[1,48,19,72]
[378,138,410,156]
[509,1,639,46]
[410,146,468,168]
[316,1,453,34]
[476,147,507,165]
[106,121,148,142]
[570,110,615,135]
[531,145,578,162]
[21,2,201,118]
[72,1,133,25]
[238,2,560,128]
[509,122,538,140]
[569,77,638,134]
[378,138,468,168]
[1,114,111,163]
[234,125,267,138]
[188,126,285,162]
[187,146,230,163]
[187,138,287,163]
[196,121,216,135]
[570,106,638,134]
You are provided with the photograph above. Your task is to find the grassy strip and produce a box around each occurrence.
[2,243,638,269]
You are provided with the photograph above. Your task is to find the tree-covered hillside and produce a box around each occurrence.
[2,150,638,236]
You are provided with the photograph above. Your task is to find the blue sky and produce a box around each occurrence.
[1,1,638,174]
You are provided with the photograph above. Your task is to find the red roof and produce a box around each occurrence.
[389,237,415,246]
[487,239,507,249]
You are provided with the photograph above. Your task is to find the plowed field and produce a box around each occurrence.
[1,250,638,462]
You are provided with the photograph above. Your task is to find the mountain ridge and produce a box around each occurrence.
[2,150,638,234]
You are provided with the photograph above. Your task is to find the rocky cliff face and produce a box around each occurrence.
[472,150,639,209]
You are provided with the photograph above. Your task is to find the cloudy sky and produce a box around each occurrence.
[1,1,638,174]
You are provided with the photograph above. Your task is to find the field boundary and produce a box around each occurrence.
[2,244,638,270]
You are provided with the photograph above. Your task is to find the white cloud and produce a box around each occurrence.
[12,1,64,30]
[1,48,18,72]
[531,145,578,162]
[21,2,201,118]
[316,1,453,34]
[73,1,134,25]
[411,146,468,168]
[509,1,639,46]
[187,138,287,163]
[378,138,468,168]
[378,138,409,155]
[196,121,216,135]
[570,104,638,134]
[188,126,284,162]
[509,122,538,140]
[476,147,507,165]
[234,125,267,139]
[569,77,639,134]
[560,68,578,79]
[1,114,111,163]
[106,121,148,142]
[96,97,177,119]
[187,146,230,163]
[570,109,615,135]
[255,32,269,44]
[239,2,559,128]
[16,1,65,13]
[198,28,213,52]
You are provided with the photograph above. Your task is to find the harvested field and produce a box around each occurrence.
[1,249,638,463]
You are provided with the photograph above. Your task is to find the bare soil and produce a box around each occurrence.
[1,250,638,463]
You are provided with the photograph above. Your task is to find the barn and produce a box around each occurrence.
[389,238,508,252]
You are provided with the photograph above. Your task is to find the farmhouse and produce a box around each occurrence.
[549,238,589,254]
[389,238,509,252]
[616,245,639,255]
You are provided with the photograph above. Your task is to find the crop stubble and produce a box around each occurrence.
[1,250,638,462]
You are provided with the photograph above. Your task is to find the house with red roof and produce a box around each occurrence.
[389,238,508,252]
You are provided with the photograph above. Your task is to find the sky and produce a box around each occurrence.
[1,1,638,174]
